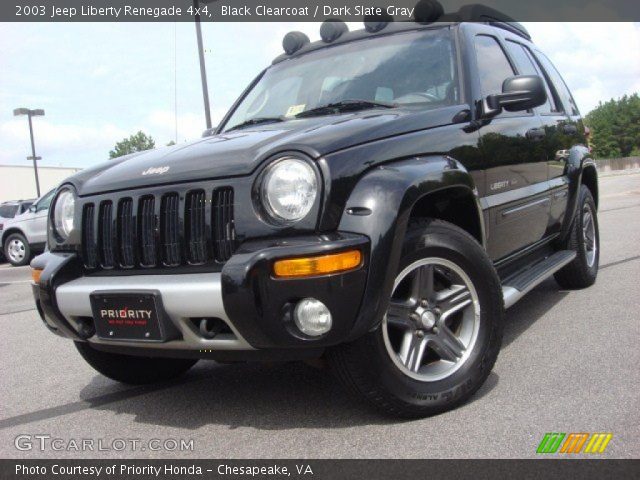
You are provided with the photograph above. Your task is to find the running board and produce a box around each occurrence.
[502,250,576,309]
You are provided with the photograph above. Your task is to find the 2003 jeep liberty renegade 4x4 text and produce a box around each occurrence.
[31,4,599,417]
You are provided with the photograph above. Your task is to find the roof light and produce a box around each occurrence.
[320,20,348,43]
[364,12,393,32]
[282,31,310,55]
[414,0,444,23]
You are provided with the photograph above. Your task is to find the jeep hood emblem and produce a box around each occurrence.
[142,166,170,176]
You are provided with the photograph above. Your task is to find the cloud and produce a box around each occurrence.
[144,108,227,145]
[90,65,110,78]
[523,22,640,113]
[0,118,128,166]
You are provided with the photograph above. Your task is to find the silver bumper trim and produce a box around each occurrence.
[55,273,254,350]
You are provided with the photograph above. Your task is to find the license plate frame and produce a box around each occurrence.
[90,291,166,342]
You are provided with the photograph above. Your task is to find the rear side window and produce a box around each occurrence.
[474,35,515,96]
[534,51,580,115]
[0,205,18,218]
[505,40,554,113]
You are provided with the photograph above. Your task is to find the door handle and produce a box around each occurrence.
[562,124,578,135]
[526,127,546,141]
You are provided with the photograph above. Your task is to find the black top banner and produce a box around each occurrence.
[3,0,640,22]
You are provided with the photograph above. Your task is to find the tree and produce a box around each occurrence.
[585,93,640,159]
[109,131,156,159]
[166,140,176,146]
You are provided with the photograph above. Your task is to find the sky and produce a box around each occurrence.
[1,22,639,168]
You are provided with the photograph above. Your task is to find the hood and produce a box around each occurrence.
[72,105,464,196]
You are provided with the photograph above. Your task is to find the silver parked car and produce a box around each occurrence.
[1,189,55,266]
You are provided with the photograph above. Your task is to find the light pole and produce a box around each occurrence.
[13,108,44,197]
[193,0,215,130]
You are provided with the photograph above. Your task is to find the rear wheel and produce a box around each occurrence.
[4,233,31,267]
[75,342,197,385]
[554,185,599,289]
[328,219,503,418]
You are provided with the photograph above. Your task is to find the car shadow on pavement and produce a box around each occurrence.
[501,277,568,349]
[74,362,501,431]
[0,279,567,433]
[4,277,573,432]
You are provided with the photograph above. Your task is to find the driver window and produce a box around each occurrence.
[474,35,515,96]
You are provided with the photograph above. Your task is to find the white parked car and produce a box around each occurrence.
[1,189,55,266]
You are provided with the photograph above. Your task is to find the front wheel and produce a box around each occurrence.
[328,219,504,418]
[75,342,198,385]
[4,233,31,267]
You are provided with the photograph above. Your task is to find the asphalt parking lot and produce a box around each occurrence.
[1,172,638,459]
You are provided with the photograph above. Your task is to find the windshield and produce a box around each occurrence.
[222,28,458,132]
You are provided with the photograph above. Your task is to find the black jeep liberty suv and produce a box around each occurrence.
[31,5,600,417]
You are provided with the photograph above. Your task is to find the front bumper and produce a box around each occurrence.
[31,233,370,358]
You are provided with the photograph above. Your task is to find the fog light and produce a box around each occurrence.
[294,298,332,337]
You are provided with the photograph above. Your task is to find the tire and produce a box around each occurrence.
[4,232,31,267]
[327,219,504,418]
[554,185,599,289]
[75,342,198,385]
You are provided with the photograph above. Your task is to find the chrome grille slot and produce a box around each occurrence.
[139,196,157,267]
[213,187,235,263]
[117,198,135,268]
[186,190,207,264]
[98,201,115,269]
[160,193,181,266]
[82,204,98,269]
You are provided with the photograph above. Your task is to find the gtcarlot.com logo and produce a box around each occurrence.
[14,434,194,452]
[537,432,613,454]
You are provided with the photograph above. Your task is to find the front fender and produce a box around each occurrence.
[338,155,481,340]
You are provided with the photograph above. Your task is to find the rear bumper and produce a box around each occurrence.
[31,233,370,358]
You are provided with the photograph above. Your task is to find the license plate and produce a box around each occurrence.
[90,292,164,342]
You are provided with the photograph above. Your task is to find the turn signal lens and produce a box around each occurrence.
[273,250,362,278]
[31,269,42,284]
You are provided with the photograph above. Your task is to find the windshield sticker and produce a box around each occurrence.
[285,104,306,117]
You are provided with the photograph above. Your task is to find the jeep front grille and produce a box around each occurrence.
[82,187,236,271]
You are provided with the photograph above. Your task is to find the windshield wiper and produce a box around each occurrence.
[226,116,285,132]
[296,99,397,118]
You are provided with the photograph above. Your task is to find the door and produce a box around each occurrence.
[23,189,54,245]
[530,49,585,235]
[469,29,551,261]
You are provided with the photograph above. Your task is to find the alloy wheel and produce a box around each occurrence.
[382,257,481,382]
[582,204,597,267]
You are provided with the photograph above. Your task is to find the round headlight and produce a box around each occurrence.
[261,157,318,223]
[53,188,76,239]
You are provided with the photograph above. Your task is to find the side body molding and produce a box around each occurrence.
[338,155,483,340]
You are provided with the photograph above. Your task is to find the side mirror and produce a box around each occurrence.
[483,75,547,118]
[202,126,218,137]
[29,205,36,213]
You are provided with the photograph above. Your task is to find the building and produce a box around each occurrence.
[0,164,82,203]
